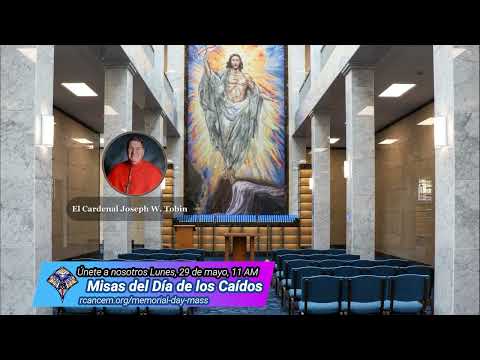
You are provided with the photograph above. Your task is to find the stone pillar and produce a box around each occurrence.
[433,45,479,314]
[343,65,375,259]
[0,45,54,314]
[311,110,330,249]
[143,109,163,249]
[102,64,135,259]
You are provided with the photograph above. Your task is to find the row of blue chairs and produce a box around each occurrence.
[293,274,429,315]
[284,264,434,312]
[272,248,346,262]
[275,253,359,273]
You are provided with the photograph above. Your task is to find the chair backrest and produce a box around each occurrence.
[367,266,398,277]
[329,266,362,278]
[292,267,327,291]
[323,249,346,255]
[176,248,205,256]
[402,265,433,278]
[333,254,360,261]
[348,275,385,303]
[302,276,343,308]
[172,253,201,261]
[147,253,176,260]
[277,254,306,271]
[380,259,411,267]
[118,253,146,260]
[304,254,331,261]
[284,259,313,280]
[350,259,376,267]
[312,259,348,268]
[390,274,428,302]
[133,248,176,254]
[273,249,299,261]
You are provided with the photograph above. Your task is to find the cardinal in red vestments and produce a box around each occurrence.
[107,135,164,195]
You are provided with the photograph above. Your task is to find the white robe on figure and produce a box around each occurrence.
[199,68,263,173]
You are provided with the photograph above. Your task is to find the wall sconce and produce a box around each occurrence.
[434,116,447,148]
[40,115,54,147]
[309,177,313,190]
[343,161,350,179]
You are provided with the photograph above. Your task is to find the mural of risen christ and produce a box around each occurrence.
[199,51,274,182]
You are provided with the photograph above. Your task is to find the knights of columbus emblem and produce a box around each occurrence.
[47,267,78,302]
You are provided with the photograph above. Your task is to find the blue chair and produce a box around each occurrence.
[281,259,312,306]
[147,253,177,261]
[118,253,147,260]
[272,249,299,264]
[323,249,346,255]
[389,274,429,314]
[173,253,201,261]
[289,267,327,314]
[402,265,434,303]
[176,249,205,260]
[347,275,386,315]
[305,254,331,261]
[312,259,347,268]
[381,259,411,267]
[298,276,343,315]
[350,260,376,267]
[329,266,363,278]
[276,254,306,282]
[334,254,360,261]
[368,266,398,277]
[329,266,363,312]
[133,248,176,254]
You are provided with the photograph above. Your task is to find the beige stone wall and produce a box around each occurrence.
[375,102,435,265]
[331,149,346,246]
[52,109,100,260]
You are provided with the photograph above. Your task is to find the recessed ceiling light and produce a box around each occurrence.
[329,138,340,144]
[72,138,93,144]
[17,48,37,62]
[357,106,374,116]
[417,117,435,126]
[452,48,466,58]
[104,105,118,115]
[379,83,416,98]
[61,83,98,97]
[378,138,398,145]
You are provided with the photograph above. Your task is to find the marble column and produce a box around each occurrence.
[143,109,163,249]
[311,110,330,249]
[102,64,135,259]
[433,45,479,315]
[343,65,375,259]
[0,45,54,314]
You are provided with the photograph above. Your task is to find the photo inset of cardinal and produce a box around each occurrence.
[105,134,166,196]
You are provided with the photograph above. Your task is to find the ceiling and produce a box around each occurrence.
[298,45,434,148]
[53,45,434,147]
[53,45,173,135]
